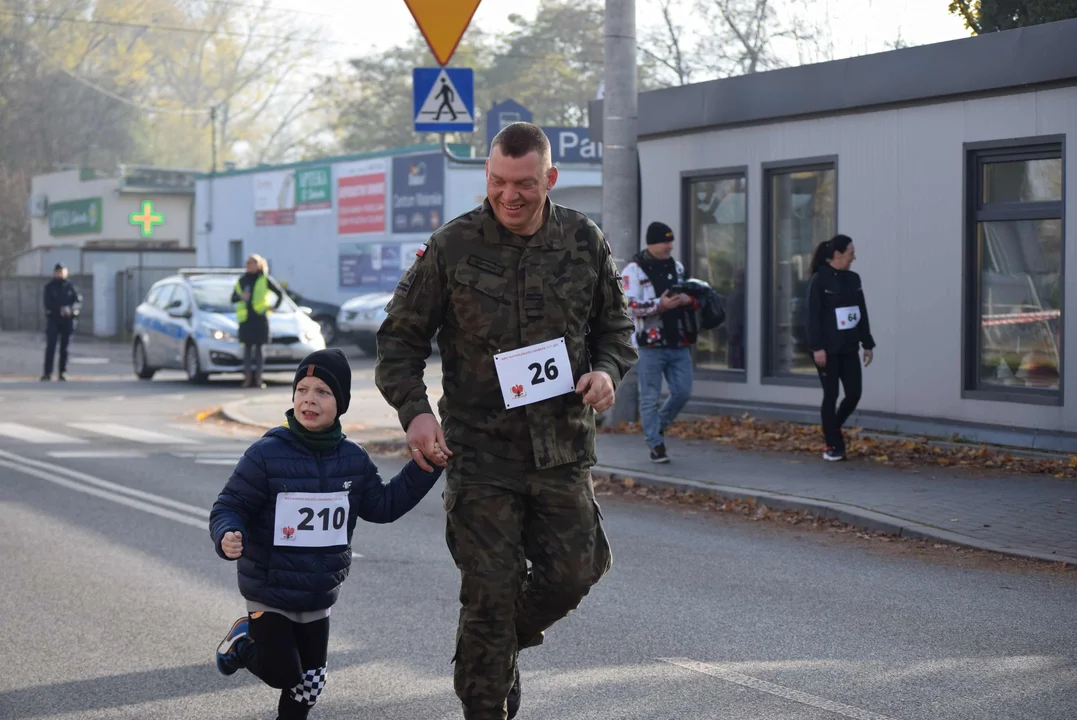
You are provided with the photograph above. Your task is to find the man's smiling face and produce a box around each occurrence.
[485,145,558,236]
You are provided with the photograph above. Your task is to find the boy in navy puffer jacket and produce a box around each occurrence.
[209,348,446,720]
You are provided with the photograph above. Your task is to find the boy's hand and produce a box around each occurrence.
[221,531,244,559]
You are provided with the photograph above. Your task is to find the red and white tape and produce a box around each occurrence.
[982,310,1061,327]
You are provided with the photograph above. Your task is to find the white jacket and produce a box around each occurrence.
[621,255,696,349]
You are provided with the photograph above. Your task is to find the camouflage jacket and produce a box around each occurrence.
[375,199,637,470]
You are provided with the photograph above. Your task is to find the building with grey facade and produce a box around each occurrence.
[590,19,1077,448]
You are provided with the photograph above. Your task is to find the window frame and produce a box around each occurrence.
[680,166,750,383]
[961,136,1066,406]
[761,155,839,386]
[228,239,244,269]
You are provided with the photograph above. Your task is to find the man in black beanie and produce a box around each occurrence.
[621,221,699,463]
[42,262,82,382]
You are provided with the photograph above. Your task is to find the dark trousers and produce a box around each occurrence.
[238,611,330,720]
[443,446,613,720]
[815,351,863,451]
[44,317,73,376]
[243,343,264,374]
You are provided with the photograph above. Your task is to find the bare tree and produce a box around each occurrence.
[638,0,829,88]
[639,0,695,86]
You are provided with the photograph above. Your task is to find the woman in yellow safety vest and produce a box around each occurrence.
[231,254,284,388]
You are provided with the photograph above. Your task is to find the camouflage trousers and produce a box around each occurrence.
[443,446,613,720]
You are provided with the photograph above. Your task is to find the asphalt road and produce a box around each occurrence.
[0,343,1075,719]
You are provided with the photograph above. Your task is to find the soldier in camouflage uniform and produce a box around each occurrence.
[375,122,637,720]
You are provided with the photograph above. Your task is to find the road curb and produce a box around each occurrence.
[590,467,1077,567]
[219,397,279,430]
[218,396,410,445]
[213,401,1075,566]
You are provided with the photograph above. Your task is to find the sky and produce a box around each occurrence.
[270,0,973,65]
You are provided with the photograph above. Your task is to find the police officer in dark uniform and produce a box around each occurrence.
[42,263,82,382]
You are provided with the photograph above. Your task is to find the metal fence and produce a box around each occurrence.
[0,275,95,335]
[115,266,181,335]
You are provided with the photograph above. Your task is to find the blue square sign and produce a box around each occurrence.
[413,67,475,133]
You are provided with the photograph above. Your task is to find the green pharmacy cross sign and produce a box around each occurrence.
[129,200,164,237]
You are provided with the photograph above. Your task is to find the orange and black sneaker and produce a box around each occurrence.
[215,616,249,676]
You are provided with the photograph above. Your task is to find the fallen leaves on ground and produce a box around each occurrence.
[600,414,1077,478]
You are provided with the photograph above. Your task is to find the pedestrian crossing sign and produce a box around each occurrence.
[413,67,475,133]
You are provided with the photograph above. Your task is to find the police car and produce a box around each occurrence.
[132,269,326,382]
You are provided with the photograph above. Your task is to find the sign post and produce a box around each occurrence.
[404,0,484,164]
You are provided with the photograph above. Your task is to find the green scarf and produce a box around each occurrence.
[285,409,343,454]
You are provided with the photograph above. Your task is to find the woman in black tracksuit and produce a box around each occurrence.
[805,234,875,462]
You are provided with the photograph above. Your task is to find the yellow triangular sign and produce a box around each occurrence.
[404,0,482,66]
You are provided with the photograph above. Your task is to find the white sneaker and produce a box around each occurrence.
[823,447,846,462]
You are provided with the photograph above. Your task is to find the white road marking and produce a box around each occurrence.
[48,450,149,459]
[659,658,902,720]
[196,459,240,466]
[0,451,208,529]
[352,552,363,558]
[0,422,89,444]
[67,422,198,445]
[69,357,110,365]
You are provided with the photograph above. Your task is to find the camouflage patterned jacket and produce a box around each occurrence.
[375,199,637,470]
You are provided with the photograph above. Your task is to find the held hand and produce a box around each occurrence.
[863,349,873,368]
[406,413,452,472]
[221,531,244,559]
[813,349,827,368]
[241,290,251,301]
[659,290,677,311]
[576,371,615,413]
[677,293,694,307]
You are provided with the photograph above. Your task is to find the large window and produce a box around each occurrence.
[765,161,836,376]
[685,172,747,372]
[965,141,1064,401]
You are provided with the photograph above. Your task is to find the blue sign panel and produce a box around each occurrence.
[413,67,475,133]
[391,153,445,233]
[339,240,410,291]
[485,99,534,152]
[484,101,601,164]
[543,127,603,164]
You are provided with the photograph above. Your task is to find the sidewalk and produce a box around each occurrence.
[218,389,1077,566]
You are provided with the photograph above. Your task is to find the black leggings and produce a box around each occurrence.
[815,351,863,451]
[238,611,330,720]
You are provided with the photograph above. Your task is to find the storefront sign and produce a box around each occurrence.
[391,153,444,233]
[339,239,423,290]
[295,166,332,215]
[254,170,297,226]
[338,159,387,235]
[48,198,102,236]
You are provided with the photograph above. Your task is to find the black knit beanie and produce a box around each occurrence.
[646,221,674,245]
[293,349,351,417]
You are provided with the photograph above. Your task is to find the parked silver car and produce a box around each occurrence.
[336,292,393,356]
[132,269,326,382]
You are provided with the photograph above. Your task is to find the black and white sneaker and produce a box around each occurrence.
[650,444,670,463]
[822,446,846,462]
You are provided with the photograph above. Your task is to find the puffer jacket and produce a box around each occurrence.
[209,425,441,612]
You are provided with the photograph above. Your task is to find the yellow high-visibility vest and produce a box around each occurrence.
[235,274,270,323]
